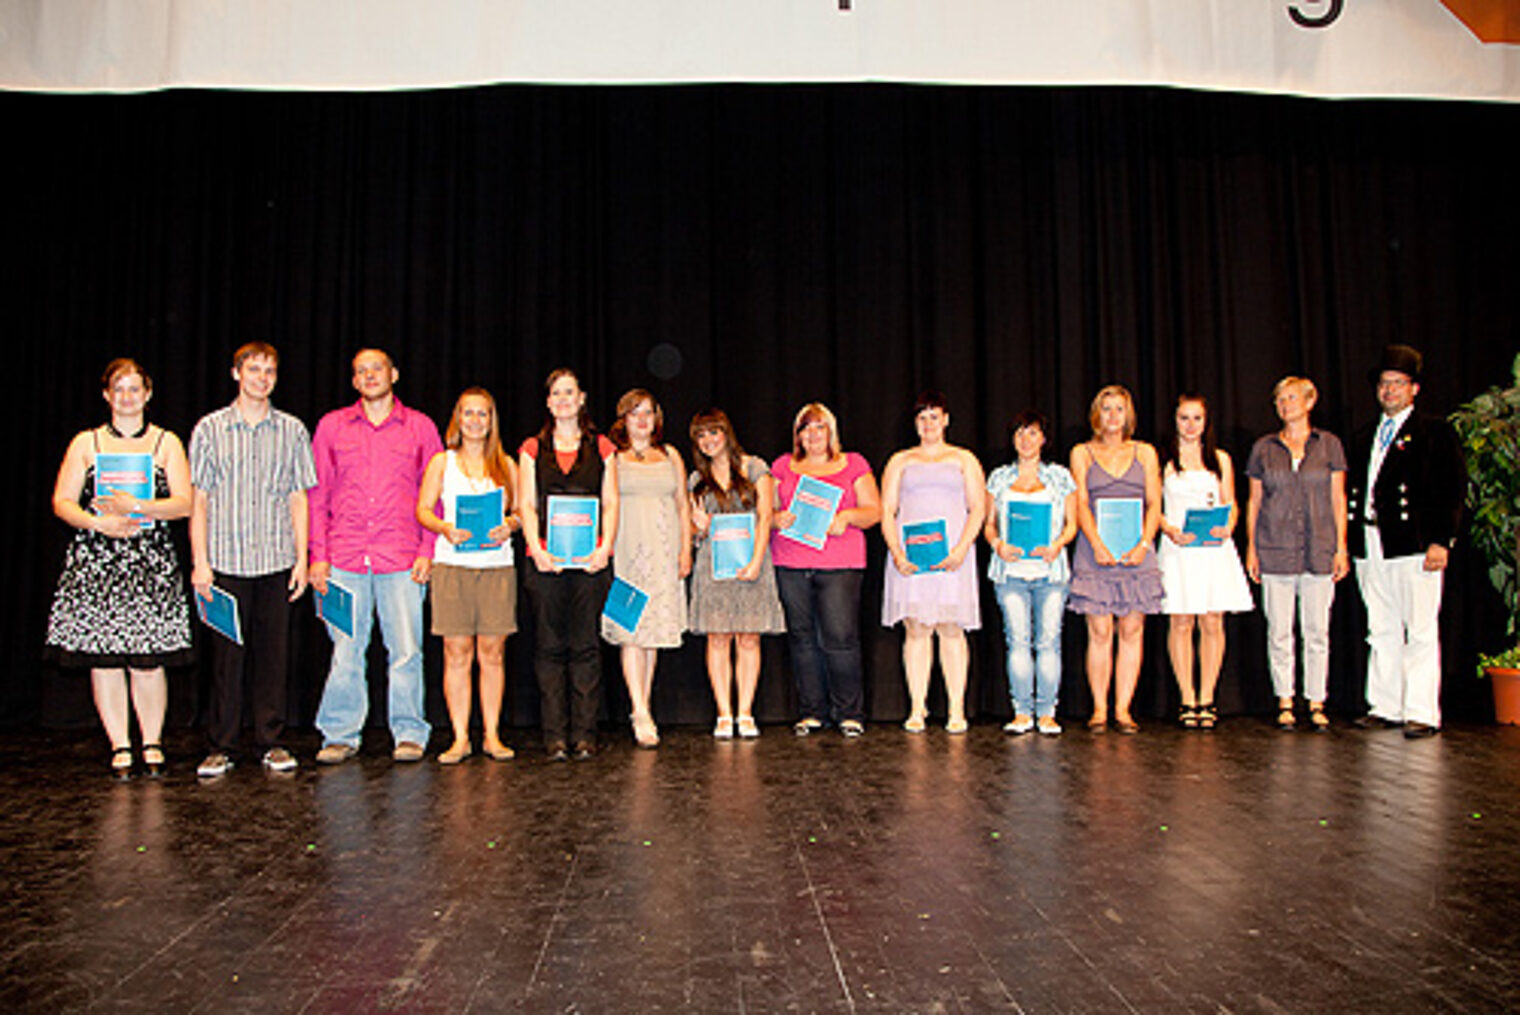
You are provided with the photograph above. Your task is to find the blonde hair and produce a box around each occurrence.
[1272,376,1317,405]
[443,387,514,502]
[1088,385,1136,439]
[791,402,843,460]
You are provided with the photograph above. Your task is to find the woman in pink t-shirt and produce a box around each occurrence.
[771,402,881,736]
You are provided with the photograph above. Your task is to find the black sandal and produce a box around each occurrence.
[1276,707,1297,731]
[110,746,134,781]
[1197,704,1217,730]
[141,743,165,779]
[1179,705,1200,729]
[1307,704,1330,732]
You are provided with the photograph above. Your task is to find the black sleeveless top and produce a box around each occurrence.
[535,434,605,537]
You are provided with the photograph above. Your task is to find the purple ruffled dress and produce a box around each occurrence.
[882,462,981,629]
[1068,457,1164,616]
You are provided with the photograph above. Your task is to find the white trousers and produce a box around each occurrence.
[1355,555,1444,727]
[1261,573,1335,703]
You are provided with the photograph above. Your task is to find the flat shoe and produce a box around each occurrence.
[903,711,927,734]
[945,717,969,735]
[438,744,471,765]
[483,741,516,761]
[1403,722,1439,739]
[713,717,734,739]
[1114,717,1139,734]
[1087,716,1108,733]
[736,716,760,739]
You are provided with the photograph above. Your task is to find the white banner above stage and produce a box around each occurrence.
[1,0,1517,102]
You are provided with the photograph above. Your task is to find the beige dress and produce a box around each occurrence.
[601,454,687,647]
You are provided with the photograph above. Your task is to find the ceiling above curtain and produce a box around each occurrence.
[1,0,1517,102]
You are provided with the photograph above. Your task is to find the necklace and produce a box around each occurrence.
[106,419,148,439]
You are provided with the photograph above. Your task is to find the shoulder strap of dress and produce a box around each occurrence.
[91,428,101,452]
[152,427,167,453]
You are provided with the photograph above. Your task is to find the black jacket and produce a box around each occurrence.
[1346,409,1465,559]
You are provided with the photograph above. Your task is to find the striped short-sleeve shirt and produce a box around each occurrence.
[190,403,318,577]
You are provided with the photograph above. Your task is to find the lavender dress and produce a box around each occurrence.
[882,462,981,629]
[1068,456,1164,616]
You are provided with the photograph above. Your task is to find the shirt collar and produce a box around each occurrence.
[343,396,408,428]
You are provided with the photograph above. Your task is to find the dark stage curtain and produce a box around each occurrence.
[4,85,1515,732]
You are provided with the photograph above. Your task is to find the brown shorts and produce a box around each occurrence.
[430,564,519,637]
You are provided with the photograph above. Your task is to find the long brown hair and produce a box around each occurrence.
[535,368,597,452]
[445,387,515,507]
[689,408,757,511]
[1163,392,1222,479]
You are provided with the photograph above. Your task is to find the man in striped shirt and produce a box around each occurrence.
[189,342,318,777]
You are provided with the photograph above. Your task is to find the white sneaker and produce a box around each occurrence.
[197,753,233,778]
[713,717,735,739]
[736,716,760,739]
[1036,717,1063,736]
[262,746,298,771]
[1002,715,1035,735]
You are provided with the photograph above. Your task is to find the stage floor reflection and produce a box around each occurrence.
[3,721,1518,1013]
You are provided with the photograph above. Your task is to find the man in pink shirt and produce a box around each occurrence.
[309,349,443,763]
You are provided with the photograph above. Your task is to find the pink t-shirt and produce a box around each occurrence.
[770,452,872,570]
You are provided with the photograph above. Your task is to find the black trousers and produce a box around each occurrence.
[525,566,607,746]
[204,571,292,756]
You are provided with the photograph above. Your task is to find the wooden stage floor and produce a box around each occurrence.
[3,719,1517,1013]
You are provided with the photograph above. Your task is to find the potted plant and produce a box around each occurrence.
[1449,351,1520,724]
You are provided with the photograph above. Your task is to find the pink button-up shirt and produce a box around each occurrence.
[309,397,442,574]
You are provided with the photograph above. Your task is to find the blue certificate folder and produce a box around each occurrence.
[779,474,843,550]
[454,488,504,552]
[710,512,756,581]
[195,585,242,646]
[1182,505,1231,546]
[1096,498,1144,558]
[93,452,153,528]
[602,576,648,634]
[1002,500,1052,555]
[546,495,600,567]
[902,518,949,571]
[314,580,356,639]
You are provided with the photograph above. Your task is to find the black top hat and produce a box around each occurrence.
[1369,344,1423,385]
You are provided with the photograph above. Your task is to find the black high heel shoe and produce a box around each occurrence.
[110,746,134,781]
[141,743,165,779]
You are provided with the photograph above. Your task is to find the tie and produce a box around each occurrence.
[1377,417,1396,451]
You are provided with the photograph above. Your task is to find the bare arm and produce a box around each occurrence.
[1070,443,1111,564]
[669,447,693,579]
[288,489,310,600]
[879,452,912,574]
[941,449,987,570]
[1120,443,1161,566]
[189,487,213,598]
[839,462,882,532]
[519,448,557,573]
[415,453,458,541]
[588,451,618,573]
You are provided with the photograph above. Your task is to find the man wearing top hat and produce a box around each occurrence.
[1346,344,1465,738]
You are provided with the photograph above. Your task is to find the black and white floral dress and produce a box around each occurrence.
[44,436,194,669]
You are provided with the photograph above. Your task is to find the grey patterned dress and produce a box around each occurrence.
[688,457,786,635]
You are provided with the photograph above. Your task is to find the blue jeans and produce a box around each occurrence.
[316,567,430,748]
[995,577,1068,718]
[775,567,865,724]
